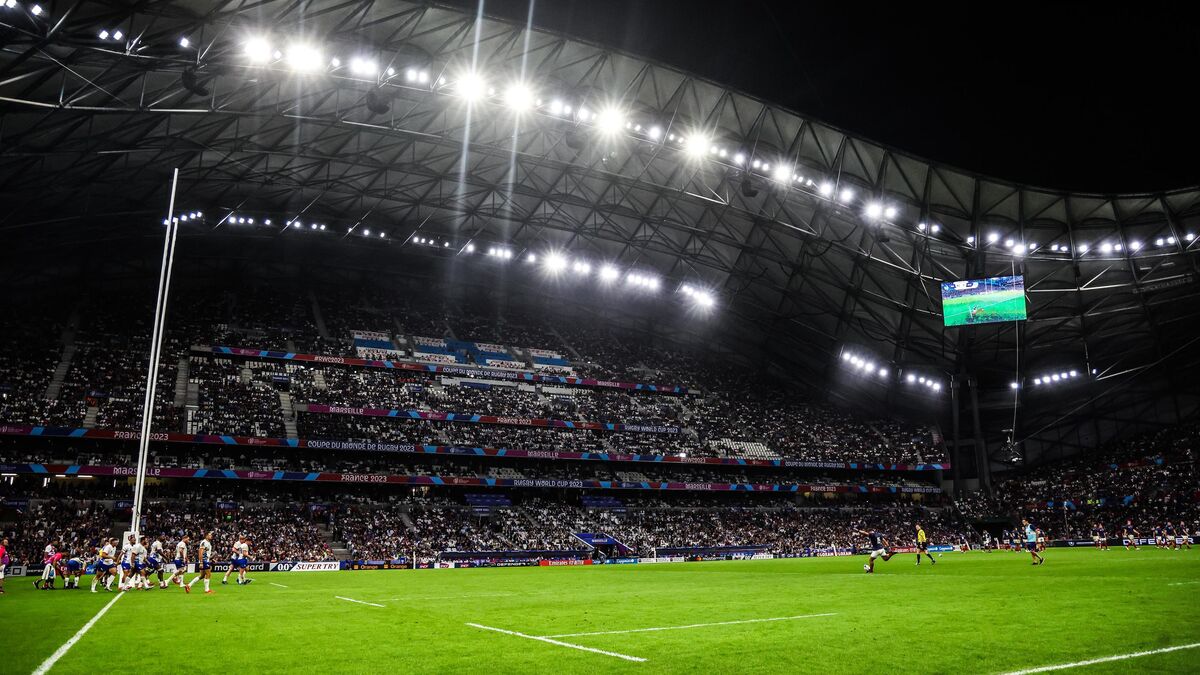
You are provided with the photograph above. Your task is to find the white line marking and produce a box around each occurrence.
[33,591,124,675]
[335,595,384,608]
[1167,581,1200,586]
[542,613,837,638]
[1001,642,1200,674]
[389,591,517,601]
[269,582,289,588]
[466,623,647,663]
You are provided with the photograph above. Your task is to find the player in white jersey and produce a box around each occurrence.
[34,540,58,590]
[147,537,167,588]
[188,532,216,594]
[167,535,191,593]
[222,535,253,586]
[123,538,149,591]
[92,539,118,592]
[117,534,136,588]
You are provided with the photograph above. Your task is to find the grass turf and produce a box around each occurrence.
[943,289,1026,326]
[2,548,1197,674]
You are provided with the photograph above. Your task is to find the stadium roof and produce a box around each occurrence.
[1,0,1198,470]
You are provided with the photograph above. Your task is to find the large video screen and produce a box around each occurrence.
[940,275,1026,327]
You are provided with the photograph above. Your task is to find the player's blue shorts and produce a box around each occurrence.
[173,558,185,569]
[145,556,161,570]
[121,562,132,571]
[96,561,113,572]
[66,560,82,572]
[232,557,248,569]
[197,561,210,571]
[1025,542,1038,551]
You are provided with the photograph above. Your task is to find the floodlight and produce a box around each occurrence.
[350,58,378,76]
[455,72,487,101]
[595,107,625,134]
[906,373,916,382]
[865,203,883,220]
[648,126,662,141]
[286,44,322,72]
[884,206,897,219]
[179,37,190,48]
[987,232,1000,243]
[773,166,791,182]
[544,252,568,273]
[504,83,535,111]
[572,260,591,275]
[839,188,854,203]
[683,134,709,158]
[599,265,619,282]
[32,4,43,15]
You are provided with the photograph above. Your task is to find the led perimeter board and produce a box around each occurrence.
[940,275,1026,327]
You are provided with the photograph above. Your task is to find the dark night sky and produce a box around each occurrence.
[446,1,1200,194]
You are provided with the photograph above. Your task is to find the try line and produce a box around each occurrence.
[1001,642,1200,674]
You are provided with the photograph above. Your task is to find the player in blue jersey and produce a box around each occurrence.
[63,552,85,589]
[1022,519,1045,565]
[1121,520,1140,550]
[856,528,893,573]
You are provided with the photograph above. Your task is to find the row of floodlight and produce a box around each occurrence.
[164,210,715,309]
[965,232,1196,257]
[840,350,947,394]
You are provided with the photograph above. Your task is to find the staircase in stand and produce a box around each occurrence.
[172,356,190,407]
[44,345,77,401]
[82,405,99,429]
[278,391,298,439]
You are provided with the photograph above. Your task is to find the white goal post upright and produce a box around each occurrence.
[130,168,181,536]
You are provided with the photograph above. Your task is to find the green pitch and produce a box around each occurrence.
[2,548,1198,674]
[943,289,1026,326]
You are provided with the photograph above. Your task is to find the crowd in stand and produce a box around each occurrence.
[0,287,943,467]
[956,424,1199,539]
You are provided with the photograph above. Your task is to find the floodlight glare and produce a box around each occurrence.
[595,107,625,134]
[1013,243,1027,256]
[179,37,190,48]
[526,253,537,263]
[906,373,916,382]
[773,165,791,182]
[504,83,535,111]
[987,232,1000,243]
[684,134,710,158]
[32,4,43,15]
[884,206,897,219]
[842,352,852,362]
[350,58,378,76]
[839,188,854,204]
[286,44,323,72]
[544,252,568,273]
[865,202,884,220]
[245,38,272,63]
[572,261,592,275]
[455,72,487,101]
[648,126,663,141]
[818,182,834,197]
[599,265,620,282]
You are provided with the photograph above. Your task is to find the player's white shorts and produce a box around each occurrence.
[869,548,888,559]
[0,567,5,579]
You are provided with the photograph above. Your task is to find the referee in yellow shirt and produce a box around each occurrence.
[915,524,937,566]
